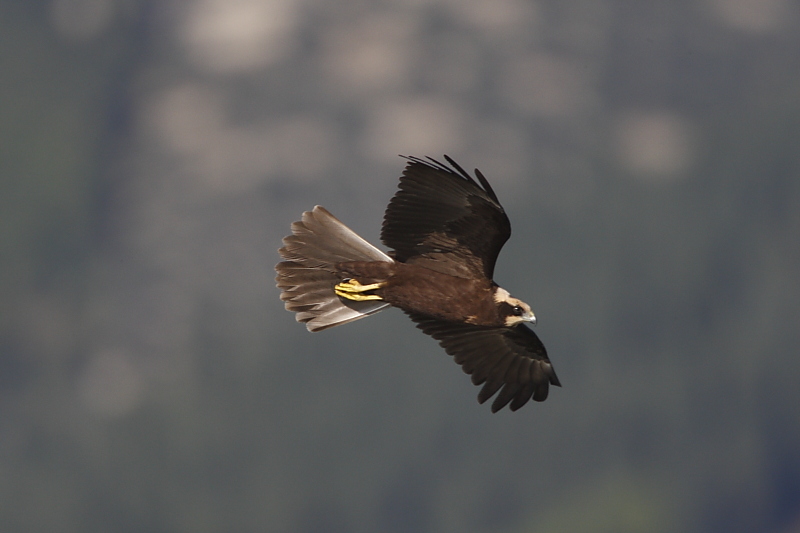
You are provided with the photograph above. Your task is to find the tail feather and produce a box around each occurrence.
[276,206,393,332]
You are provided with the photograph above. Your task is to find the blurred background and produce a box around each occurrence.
[2,0,800,531]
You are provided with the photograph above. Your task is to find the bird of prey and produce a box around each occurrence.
[275,156,559,412]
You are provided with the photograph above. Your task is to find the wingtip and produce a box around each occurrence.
[548,365,562,387]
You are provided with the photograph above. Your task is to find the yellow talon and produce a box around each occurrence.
[334,279,385,301]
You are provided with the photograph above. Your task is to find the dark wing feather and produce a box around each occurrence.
[406,312,560,412]
[381,156,511,280]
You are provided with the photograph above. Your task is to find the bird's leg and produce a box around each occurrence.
[334,278,385,301]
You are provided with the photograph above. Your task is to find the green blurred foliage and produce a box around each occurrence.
[2,1,800,533]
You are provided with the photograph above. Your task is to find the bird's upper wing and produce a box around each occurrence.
[406,312,560,412]
[381,156,511,280]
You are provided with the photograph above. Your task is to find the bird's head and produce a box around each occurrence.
[494,287,537,327]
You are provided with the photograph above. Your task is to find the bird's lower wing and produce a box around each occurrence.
[406,312,560,412]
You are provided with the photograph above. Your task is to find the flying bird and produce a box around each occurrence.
[275,156,560,412]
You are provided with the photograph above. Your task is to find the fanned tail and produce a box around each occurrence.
[276,206,393,331]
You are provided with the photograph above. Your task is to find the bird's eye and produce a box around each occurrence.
[512,305,524,316]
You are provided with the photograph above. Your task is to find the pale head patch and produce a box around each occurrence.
[493,287,512,303]
[494,286,536,326]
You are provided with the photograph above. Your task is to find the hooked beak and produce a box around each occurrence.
[525,311,537,325]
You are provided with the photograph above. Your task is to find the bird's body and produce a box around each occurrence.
[336,261,501,326]
[276,156,560,412]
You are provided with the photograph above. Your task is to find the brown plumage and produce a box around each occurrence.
[276,156,560,412]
